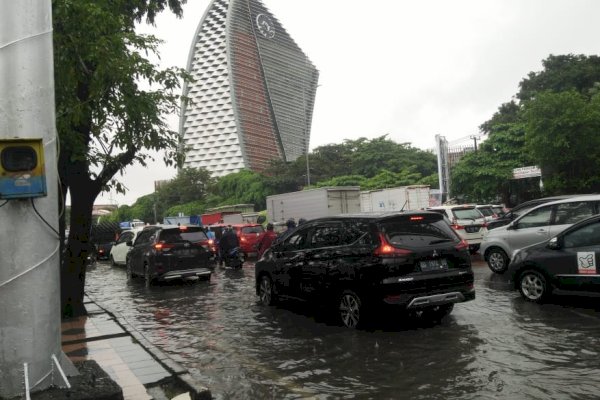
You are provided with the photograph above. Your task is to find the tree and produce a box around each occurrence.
[54,0,187,317]
[523,90,600,193]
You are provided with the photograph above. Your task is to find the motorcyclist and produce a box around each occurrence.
[256,223,278,258]
[219,226,240,265]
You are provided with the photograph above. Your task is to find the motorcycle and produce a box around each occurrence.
[223,246,244,269]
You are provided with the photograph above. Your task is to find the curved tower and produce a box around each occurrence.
[180,0,319,176]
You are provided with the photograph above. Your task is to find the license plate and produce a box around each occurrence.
[419,259,448,272]
[176,249,195,256]
[465,226,480,233]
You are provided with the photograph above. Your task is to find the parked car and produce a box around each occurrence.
[481,195,600,273]
[426,205,487,254]
[508,214,600,303]
[487,195,581,230]
[109,227,144,266]
[126,225,213,285]
[255,211,475,329]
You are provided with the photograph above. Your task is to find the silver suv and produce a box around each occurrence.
[427,205,487,254]
[481,195,600,273]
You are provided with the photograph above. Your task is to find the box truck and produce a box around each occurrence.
[267,187,361,223]
[360,185,430,212]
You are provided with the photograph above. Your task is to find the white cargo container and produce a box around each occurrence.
[360,185,430,212]
[267,187,361,222]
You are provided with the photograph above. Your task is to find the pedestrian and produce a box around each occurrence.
[206,227,215,240]
[256,223,278,258]
[286,218,296,230]
[298,218,307,225]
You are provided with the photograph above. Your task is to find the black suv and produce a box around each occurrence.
[126,225,213,285]
[255,212,475,328]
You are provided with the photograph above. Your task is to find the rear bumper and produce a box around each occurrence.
[159,268,212,281]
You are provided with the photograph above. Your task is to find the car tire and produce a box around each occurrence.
[258,275,276,306]
[519,270,549,303]
[487,247,509,274]
[126,259,133,280]
[144,264,152,287]
[338,290,362,329]
[110,255,116,267]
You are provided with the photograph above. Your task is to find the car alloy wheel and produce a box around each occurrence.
[487,248,508,274]
[259,275,274,306]
[519,270,548,303]
[339,290,362,329]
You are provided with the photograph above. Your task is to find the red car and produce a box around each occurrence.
[210,223,265,258]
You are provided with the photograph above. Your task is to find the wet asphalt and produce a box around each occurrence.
[85,256,600,399]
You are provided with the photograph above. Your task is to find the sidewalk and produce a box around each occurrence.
[61,296,211,400]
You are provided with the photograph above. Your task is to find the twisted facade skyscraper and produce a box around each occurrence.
[180,0,319,176]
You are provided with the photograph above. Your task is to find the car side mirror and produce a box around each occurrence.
[126,240,133,246]
[547,237,561,250]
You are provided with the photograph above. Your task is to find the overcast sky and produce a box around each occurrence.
[96,0,600,206]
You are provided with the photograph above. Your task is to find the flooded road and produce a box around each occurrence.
[85,258,600,399]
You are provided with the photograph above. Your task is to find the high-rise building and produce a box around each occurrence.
[180,0,319,177]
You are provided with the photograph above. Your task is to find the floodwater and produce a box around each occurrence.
[85,258,600,399]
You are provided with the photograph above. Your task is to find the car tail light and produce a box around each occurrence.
[240,237,247,243]
[455,239,469,251]
[208,239,214,246]
[154,243,174,252]
[374,233,412,257]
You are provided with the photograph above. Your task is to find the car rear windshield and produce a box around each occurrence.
[378,214,458,246]
[452,208,483,220]
[477,207,494,217]
[160,228,208,243]
[241,226,264,234]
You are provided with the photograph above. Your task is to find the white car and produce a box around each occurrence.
[109,227,145,266]
[481,194,600,274]
[427,205,488,254]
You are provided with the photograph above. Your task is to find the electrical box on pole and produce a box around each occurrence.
[0,138,47,199]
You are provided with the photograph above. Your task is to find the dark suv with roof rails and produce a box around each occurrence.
[255,211,475,328]
[126,225,213,286]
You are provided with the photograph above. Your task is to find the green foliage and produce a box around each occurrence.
[316,175,367,188]
[213,170,272,209]
[523,90,600,193]
[165,201,207,217]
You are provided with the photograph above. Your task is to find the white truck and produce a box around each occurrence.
[360,185,430,212]
[267,187,361,223]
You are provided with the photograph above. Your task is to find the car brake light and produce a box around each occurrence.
[154,243,175,251]
[240,237,247,242]
[208,239,214,245]
[179,225,188,230]
[374,233,412,257]
[410,216,424,221]
[451,224,465,230]
[455,239,469,251]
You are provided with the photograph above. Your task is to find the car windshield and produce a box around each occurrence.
[452,208,483,220]
[379,215,457,246]
[241,226,264,234]
[160,228,208,243]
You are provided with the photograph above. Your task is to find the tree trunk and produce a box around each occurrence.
[60,162,99,318]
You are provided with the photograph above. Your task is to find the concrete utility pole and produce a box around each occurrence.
[0,0,73,397]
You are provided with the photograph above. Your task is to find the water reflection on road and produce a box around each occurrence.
[85,259,600,399]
